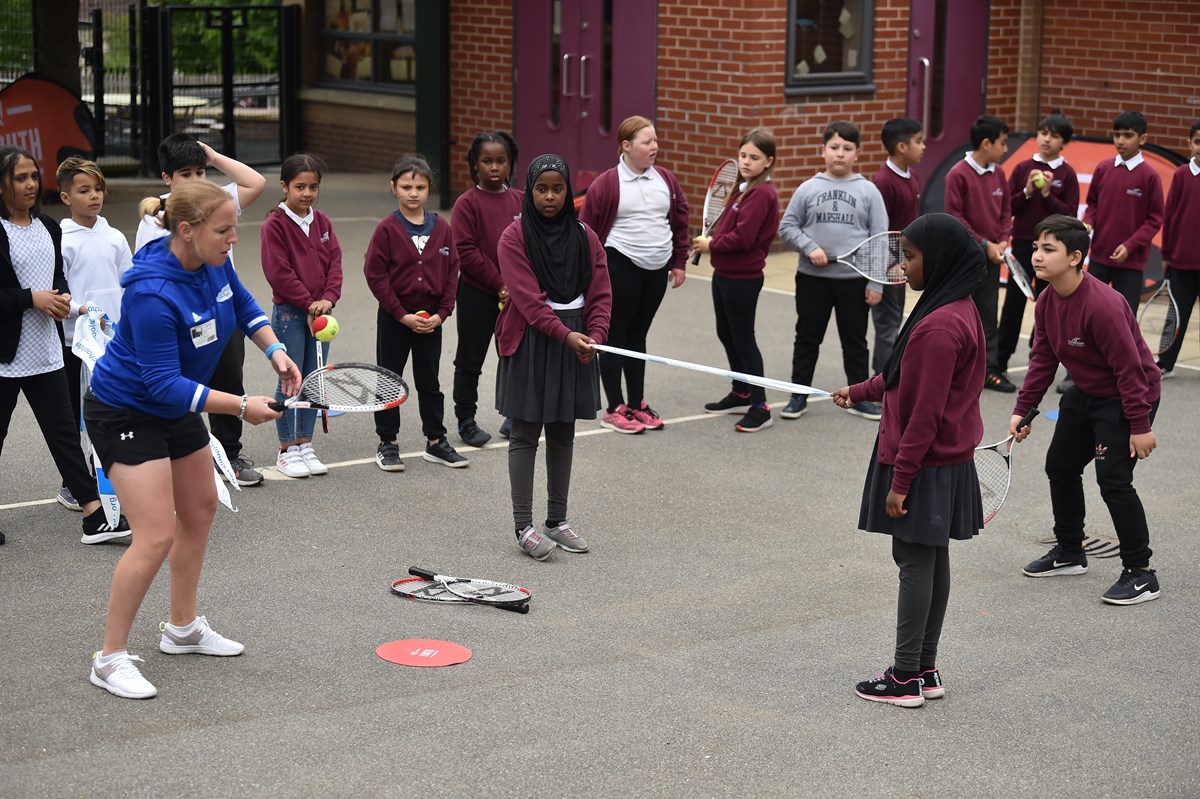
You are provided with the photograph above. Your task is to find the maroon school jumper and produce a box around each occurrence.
[848,298,986,495]
[260,207,343,309]
[707,183,779,279]
[1008,158,1081,241]
[1082,156,1164,271]
[872,162,922,232]
[451,186,523,294]
[362,212,459,321]
[578,165,690,270]
[944,157,1012,244]
[1162,161,1200,271]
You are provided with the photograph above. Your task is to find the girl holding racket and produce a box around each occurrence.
[830,213,988,707]
[260,153,342,479]
[0,145,130,545]
[451,131,522,447]
[85,181,300,699]
[579,116,688,434]
[496,154,612,560]
[689,128,780,432]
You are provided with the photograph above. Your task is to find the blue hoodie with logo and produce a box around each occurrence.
[90,236,269,418]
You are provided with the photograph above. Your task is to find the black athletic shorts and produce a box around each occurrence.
[83,392,210,472]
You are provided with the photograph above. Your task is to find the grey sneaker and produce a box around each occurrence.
[90,651,157,699]
[781,394,808,419]
[541,521,588,553]
[846,401,883,421]
[158,615,245,656]
[57,486,82,511]
[375,441,405,472]
[231,456,264,486]
[517,525,556,561]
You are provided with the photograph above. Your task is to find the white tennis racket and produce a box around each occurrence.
[268,362,408,412]
[831,231,907,284]
[1138,278,1180,357]
[1003,251,1035,301]
[975,408,1039,524]
[691,159,739,265]
[393,567,531,613]
[590,343,829,396]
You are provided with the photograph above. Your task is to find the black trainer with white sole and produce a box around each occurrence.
[1023,545,1088,577]
[1101,567,1160,605]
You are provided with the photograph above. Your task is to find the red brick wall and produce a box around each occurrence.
[447,0,514,195]
[986,0,1024,128]
[300,103,416,172]
[1038,0,1198,158]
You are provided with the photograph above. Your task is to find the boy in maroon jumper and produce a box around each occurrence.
[944,114,1013,392]
[1155,119,1200,379]
[998,111,1081,378]
[871,118,925,375]
[1011,215,1161,605]
[1082,111,1164,312]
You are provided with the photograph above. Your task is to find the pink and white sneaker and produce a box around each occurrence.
[628,400,664,430]
[600,404,645,434]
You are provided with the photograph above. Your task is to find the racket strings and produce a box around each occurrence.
[1138,289,1178,355]
[848,233,906,283]
[974,447,1011,520]
[302,365,407,408]
[704,163,739,228]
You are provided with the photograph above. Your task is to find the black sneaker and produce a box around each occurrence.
[735,405,773,433]
[81,509,132,544]
[780,394,808,419]
[985,372,1017,393]
[375,441,405,472]
[499,418,512,439]
[854,666,925,708]
[230,456,264,487]
[1023,545,1088,577]
[704,392,752,415]
[846,400,883,421]
[424,438,469,468]
[458,419,492,448]
[919,668,945,699]
[1101,567,1160,605]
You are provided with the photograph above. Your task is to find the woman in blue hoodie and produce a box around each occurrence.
[84,180,301,699]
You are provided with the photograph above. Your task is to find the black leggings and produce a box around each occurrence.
[452,280,502,423]
[1157,269,1199,372]
[892,538,950,674]
[599,248,669,412]
[0,368,100,505]
[374,308,446,441]
[791,272,870,387]
[711,274,766,405]
[508,418,574,531]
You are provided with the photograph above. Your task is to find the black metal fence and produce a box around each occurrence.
[0,2,35,85]
[79,1,139,160]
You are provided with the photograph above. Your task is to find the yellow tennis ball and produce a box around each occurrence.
[312,314,339,342]
[1032,172,1046,189]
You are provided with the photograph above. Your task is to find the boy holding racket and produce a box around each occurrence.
[944,114,1013,393]
[1011,214,1162,605]
[778,120,887,422]
[998,111,1080,379]
[871,118,924,375]
[1153,119,1200,379]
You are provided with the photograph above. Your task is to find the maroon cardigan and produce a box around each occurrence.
[363,212,459,321]
[578,164,690,271]
[494,221,611,356]
[707,183,779,279]
[260,207,343,309]
[451,186,523,294]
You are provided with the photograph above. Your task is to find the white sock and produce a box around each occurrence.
[167,617,198,635]
[96,649,128,665]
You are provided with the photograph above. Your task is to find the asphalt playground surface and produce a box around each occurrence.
[2,174,1199,798]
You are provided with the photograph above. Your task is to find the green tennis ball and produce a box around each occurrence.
[1032,172,1046,189]
[312,314,339,342]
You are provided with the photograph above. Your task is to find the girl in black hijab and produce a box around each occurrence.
[831,213,988,707]
[495,155,613,561]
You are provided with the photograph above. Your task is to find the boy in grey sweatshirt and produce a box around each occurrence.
[778,120,889,421]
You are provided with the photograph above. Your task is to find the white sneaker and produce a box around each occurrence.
[90,651,157,699]
[159,615,245,656]
[299,442,328,475]
[276,446,310,478]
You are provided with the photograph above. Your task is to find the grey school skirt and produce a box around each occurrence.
[496,308,601,424]
[858,438,985,546]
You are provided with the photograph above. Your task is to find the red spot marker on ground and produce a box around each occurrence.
[375,639,472,667]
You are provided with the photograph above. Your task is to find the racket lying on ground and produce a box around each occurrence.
[590,343,829,396]
[975,408,1039,524]
[1137,278,1180,357]
[830,231,907,284]
[690,159,739,265]
[268,362,408,412]
[1002,251,1036,301]
[392,567,531,613]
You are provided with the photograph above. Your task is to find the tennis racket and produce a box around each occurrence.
[974,408,1039,524]
[1002,251,1035,301]
[590,343,829,396]
[393,567,531,613]
[267,362,408,412]
[314,335,329,433]
[1137,278,1180,357]
[690,159,739,265]
[831,231,907,284]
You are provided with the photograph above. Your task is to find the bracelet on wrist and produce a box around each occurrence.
[237,395,249,421]
[265,342,287,361]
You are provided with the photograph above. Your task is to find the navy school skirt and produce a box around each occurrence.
[496,308,601,424]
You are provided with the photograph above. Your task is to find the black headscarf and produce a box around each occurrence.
[880,213,986,388]
[520,154,592,304]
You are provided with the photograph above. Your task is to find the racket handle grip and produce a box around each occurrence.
[691,251,702,266]
[499,602,530,614]
[1019,408,1040,428]
[267,400,285,412]
[409,566,436,581]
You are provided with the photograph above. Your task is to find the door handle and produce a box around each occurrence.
[918,57,931,134]
[579,54,591,98]
[561,53,574,97]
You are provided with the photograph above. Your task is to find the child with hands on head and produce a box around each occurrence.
[830,213,989,708]
[495,154,612,561]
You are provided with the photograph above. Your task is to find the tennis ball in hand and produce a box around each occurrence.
[1032,172,1047,190]
[312,314,339,341]
[416,310,430,319]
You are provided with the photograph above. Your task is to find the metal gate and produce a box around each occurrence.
[141,2,298,170]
